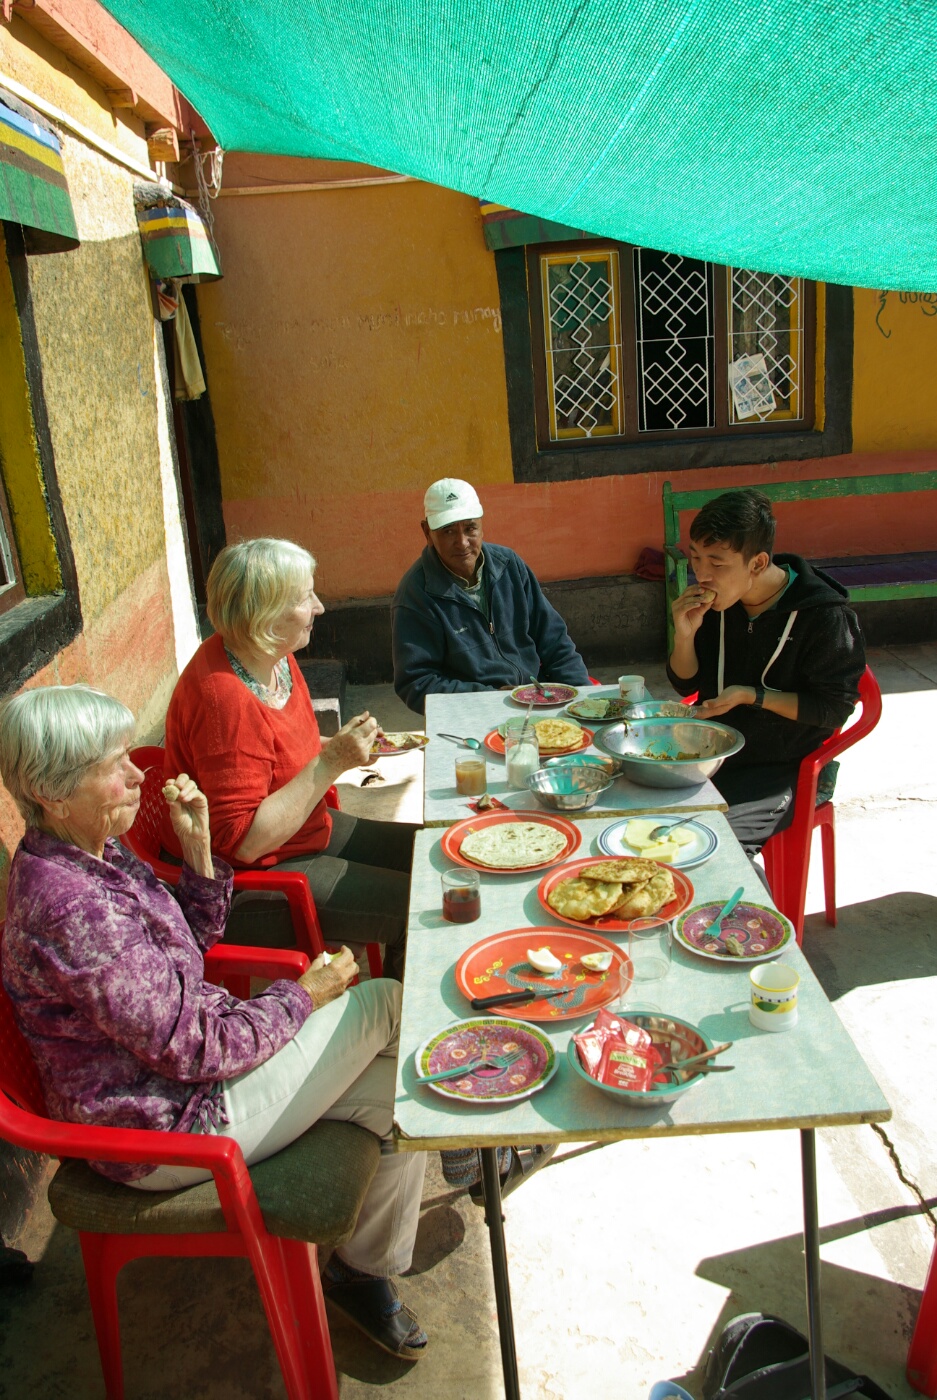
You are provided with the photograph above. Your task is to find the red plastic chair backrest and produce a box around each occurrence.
[800,664,882,783]
[120,745,181,882]
[0,925,48,1117]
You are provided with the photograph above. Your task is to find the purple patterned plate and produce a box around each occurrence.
[509,683,579,707]
[413,1017,557,1103]
[675,901,793,963]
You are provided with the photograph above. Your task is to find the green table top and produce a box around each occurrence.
[393,813,890,1151]
[423,689,728,827]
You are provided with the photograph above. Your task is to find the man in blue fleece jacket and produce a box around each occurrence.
[392,479,589,714]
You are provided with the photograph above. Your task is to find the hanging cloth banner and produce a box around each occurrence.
[136,203,222,281]
[0,95,78,254]
[479,200,595,252]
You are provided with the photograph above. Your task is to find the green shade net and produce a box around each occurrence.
[103,0,937,291]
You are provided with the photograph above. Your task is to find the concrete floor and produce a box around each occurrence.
[1,649,934,1398]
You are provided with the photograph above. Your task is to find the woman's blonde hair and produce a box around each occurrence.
[206,539,317,655]
[0,684,135,827]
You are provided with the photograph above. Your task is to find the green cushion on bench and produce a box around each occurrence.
[48,1119,381,1245]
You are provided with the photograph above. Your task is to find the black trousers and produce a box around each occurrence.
[225,811,417,980]
[714,763,799,856]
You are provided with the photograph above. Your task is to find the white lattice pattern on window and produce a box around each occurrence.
[729,270,802,421]
[636,252,713,430]
[545,256,622,439]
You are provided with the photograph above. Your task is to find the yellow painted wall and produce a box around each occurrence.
[198,165,937,602]
[0,24,197,906]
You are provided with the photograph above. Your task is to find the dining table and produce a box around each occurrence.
[392,808,891,1400]
[423,687,728,826]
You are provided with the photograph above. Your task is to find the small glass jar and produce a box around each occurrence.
[441,867,481,923]
[503,718,540,789]
[454,746,487,796]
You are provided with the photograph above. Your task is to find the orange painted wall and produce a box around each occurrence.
[197,165,937,601]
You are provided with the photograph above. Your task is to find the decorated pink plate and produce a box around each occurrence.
[413,1017,557,1103]
[369,732,429,757]
[509,683,579,707]
[675,901,793,963]
[455,927,632,1021]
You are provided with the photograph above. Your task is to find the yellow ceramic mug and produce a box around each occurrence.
[749,961,800,1031]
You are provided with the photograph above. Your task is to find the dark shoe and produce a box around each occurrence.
[468,1145,557,1207]
[323,1274,427,1360]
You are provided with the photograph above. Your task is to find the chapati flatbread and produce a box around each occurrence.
[460,822,568,869]
[547,877,622,920]
[534,718,584,751]
[579,857,661,886]
[612,869,674,917]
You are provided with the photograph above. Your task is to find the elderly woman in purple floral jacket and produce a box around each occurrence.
[0,684,428,1361]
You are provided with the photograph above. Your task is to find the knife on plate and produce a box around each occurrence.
[471,986,569,1011]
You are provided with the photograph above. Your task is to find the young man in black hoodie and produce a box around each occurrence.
[666,488,865,853]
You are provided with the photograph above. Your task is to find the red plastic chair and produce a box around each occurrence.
[908,1237,937,1395]
[0,934,381,1400]
[122,746,382,981]
[762,666,882,943]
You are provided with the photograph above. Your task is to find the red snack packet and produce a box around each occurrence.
[573,1010,661,1091]
[597,1037,662,1092]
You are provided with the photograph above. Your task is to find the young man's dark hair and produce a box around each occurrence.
[689,488,776,561]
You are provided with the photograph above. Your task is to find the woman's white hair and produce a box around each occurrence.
[206,538,317,655]
[0,684,135,827]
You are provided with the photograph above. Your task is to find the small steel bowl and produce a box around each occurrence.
[567,1010,713,1107]
[544,753,622,778]
[594,718,745,789]
[525,763,615,811]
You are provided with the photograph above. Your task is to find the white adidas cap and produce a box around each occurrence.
[423,478,484,530]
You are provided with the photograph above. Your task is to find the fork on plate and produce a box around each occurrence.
[417,1049,523,1085]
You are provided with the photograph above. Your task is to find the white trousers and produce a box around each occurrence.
[131,980,426,1277]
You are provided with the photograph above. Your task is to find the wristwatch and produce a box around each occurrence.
[751,685,766,708]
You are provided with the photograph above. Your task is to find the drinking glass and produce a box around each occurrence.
[454,746,487,796]
[622,917,672,1012]
[503,718,540,789]
[441,868,481,923]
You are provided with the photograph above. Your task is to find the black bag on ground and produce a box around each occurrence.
[702,1313,896,1400]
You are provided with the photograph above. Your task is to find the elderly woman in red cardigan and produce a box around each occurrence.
[163,539,415,980]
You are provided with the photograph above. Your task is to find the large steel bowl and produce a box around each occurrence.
[594,718,744,788]
[525,764,615,811]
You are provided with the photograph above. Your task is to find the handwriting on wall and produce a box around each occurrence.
[213,304,502,351]
[875,289,937,339]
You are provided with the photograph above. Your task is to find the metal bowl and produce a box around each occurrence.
[567,1010,713,1107]
[525,763,615,811]
[544,753,622,778]
[594,719,744,789]
[618,700,696,720]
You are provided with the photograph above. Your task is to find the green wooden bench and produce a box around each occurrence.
[663,473,937,649]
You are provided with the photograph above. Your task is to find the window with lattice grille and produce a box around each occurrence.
[527,243,814,449]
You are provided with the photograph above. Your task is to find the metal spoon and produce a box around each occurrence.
[647,812,700,843]
[437,732,482,750]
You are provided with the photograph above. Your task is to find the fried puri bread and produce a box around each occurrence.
[533,717,584,751]
[579,857,661,886]
[547,877,622,920]
[612,869,674,917]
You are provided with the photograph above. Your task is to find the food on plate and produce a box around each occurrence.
[370,731,426,754]
[580,950,613,972]
[460,821,568,869]
[612,869,674,917]
[527,947,562,973]
[533,718,585,751]
[570,697,630,720]
[579,857,660,885]
[547,876,623,920]
[624,818,695,863]
[548,854,675,922]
